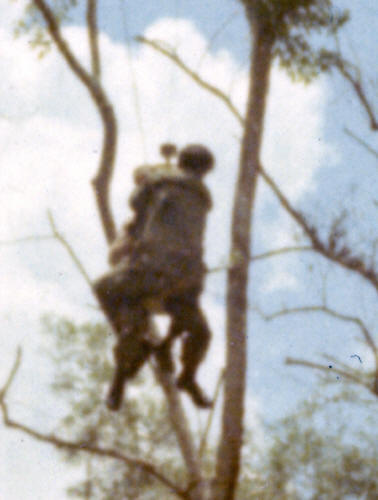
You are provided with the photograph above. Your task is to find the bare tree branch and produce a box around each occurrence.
[0,350,186,498]
[199,369,225,460]
[335,60,378,131]
[260,304,377,354]
[0,214,92,287]
[285,357,374,393]
[324,354,378,396]
[152,350,206,500]
[324,353,362,373]
[260,167,378,292]
[2,411,186,497]
[33,0,117,243]
[47,210,92,286]
[197,10,239,72]
[251,245,313,262]
[0,235,54,245]
[0,347,22,402]
[344,127,378,160]
[136,36,244,126]
[207,246,314,274]
[260,304,378,396]
[86,0,101,79]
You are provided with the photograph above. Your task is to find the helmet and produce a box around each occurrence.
[178,144,214,176]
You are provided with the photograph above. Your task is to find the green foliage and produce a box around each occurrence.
[14,0,78,57]
[243,386,378,499]
[241,0,350,81]
[42,316,377,499]
[41,315,183,499]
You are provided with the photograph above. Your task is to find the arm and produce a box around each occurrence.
[108,229,132,266]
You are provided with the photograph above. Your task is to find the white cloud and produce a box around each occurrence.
[262,65,336,199]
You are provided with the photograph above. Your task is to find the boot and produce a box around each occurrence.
[106,368,128,411]
[177,374,212,409]
[106,331,151,411]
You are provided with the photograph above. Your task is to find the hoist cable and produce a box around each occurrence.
[118,0,148,163]
[165,0,180,143]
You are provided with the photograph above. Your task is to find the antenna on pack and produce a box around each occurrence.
[164,0,180,149]
[160,143,177,165]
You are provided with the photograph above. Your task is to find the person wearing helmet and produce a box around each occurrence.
[94,144,214,410]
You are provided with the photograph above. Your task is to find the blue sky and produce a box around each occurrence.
[0,1,377,498]
[72,0,249,60]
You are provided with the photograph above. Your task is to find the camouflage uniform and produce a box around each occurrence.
[94,165,212,410]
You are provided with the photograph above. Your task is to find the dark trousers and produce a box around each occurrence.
[93,263,211,408]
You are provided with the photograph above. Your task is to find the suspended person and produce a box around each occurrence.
[93,144,214,410]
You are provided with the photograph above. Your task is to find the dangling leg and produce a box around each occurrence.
[92,270,126,334]
[93,269,154,410]
[165,295,212,408]
[177,307,212,408]
[106,304,152,411]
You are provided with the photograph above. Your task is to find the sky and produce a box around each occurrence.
[0,1,377,499]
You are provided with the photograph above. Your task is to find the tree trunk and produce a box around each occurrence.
[212,11,274,500]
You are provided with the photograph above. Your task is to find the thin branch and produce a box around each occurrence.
[0,348,22,402]
[0,351,185,498]
[262,304,378,396]
[2,410,186,497]
[260,167,378,292]
[344,127,378,160]
[0,217,92,287]
[33,0,117,243]
[136,36,244,126]
[197,10,239,71]
[32,0,102,112]
[335,60,378,131]
[324,352,378,397]
[323,353,361,372]
[86,0,101,79]
[207,246,314,273]
[206,264,230,274]
[0,235,55,245]
[251,245,314,261]
[151,342,205,500]
[47,210,92,286]
[199,368,225,460]
[260,304,377,354]
[285,357,372,392]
